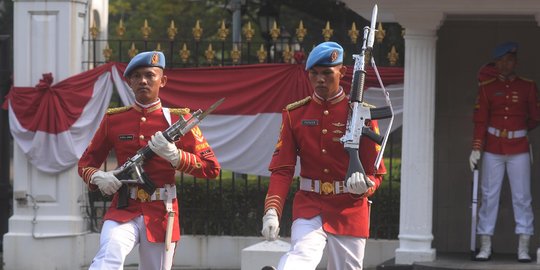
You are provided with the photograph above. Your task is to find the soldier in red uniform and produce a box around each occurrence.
[78,51,220,269]
[261,42,386,270]
[469,42,540,262]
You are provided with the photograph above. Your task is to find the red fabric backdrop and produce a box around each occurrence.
[4,63,403,134]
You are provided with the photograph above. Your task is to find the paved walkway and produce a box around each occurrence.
[13,251,540,270]
[379,252,540,270]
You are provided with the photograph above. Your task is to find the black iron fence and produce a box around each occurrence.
[84,127,401,239]
[82,21,403,239]
[83,20,404,68]
[0,35,12,251]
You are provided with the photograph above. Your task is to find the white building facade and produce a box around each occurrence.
[344,0,540,265]
[5,0,540,269]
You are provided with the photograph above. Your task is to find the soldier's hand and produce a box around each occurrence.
[148,131,180,167]
[261,208,280,241]
[469,150,481,171]
[91,170,122,195]
[346,172,374,195]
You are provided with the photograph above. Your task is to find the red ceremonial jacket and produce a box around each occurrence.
[78,102,220,243]
[264,91,386,238]
[473,75,540,154]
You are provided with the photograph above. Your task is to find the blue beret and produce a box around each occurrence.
[124,51,166,77]
[492,42,518,59]
[305,42,343,70]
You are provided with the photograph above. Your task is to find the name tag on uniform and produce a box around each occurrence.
[302,119,319,126]
[119,134,134,141]
[494,91,504,96]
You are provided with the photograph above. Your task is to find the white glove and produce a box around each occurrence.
[261,208,280,241]
[148,131,180,167]
[90,170,122,195]
[346,172,374,195]
[469,150,481,171]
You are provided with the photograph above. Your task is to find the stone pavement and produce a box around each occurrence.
[378,252,540,270]
[21,250,540,270]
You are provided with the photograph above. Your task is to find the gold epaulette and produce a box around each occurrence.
[285,96,311,111]
[519,76,534,83]
[478,78,496,86]
[169,108,190,116]
[361,102,376,108]
[107,106,132,115]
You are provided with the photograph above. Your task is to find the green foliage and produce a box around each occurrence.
[177,159,401,238]
[108,0,234,42]
[94,0,405,67]
[87,165,400,238]
[369,129,401,238]
[177,172,271,235]
[370,185,400,239]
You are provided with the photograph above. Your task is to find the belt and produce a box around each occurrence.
[299,178,349,195]
[487,127,527,139]
[129,185,177,202]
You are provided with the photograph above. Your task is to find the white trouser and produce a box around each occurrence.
[89,215,176,270]
[277,215,366,270]
[477,152,534,235]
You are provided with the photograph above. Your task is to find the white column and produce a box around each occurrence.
[4,1,90,269]
[395,29,437,264]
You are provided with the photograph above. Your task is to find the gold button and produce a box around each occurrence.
[322,149,327,154]
[323,110,329,115]
[504,116,508,120]
[139,135,144,140]
[323,168,329,173]
[505,107,509,111]
[322,129,328,134]
[141,117,147,122]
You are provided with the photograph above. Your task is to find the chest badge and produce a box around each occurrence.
[119,134,134,141]
[302,119,319,126]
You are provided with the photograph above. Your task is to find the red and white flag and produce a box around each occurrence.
[4,63,403,175]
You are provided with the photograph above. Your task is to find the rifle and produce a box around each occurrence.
[470,164,479,260]
[340,4,394,182]
[115,98,225,209]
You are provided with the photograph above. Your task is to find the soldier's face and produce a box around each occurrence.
[495,53,517,77]
[127,67,167,104]
[308,65,347,99]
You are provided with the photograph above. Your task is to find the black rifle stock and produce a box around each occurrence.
[115,148,156,209]
[114,98,225,209]
[340,5,393,182]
